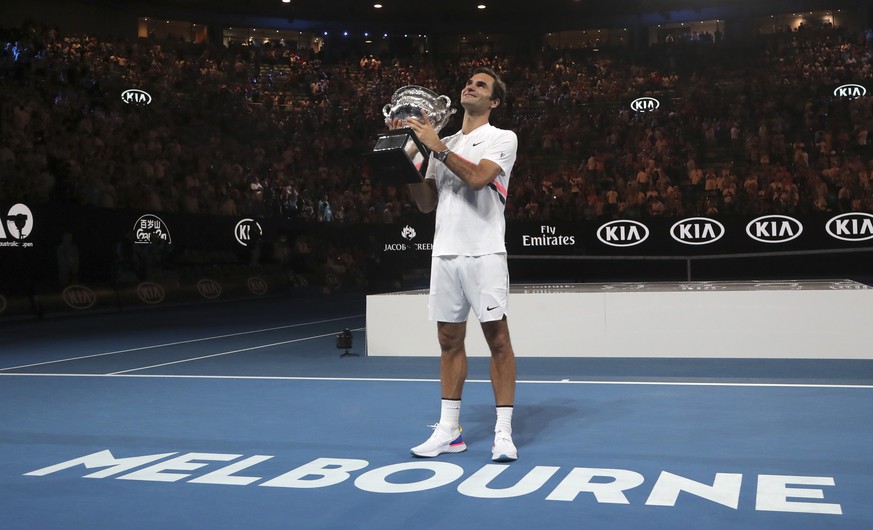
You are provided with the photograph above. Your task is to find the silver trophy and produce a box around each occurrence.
[368,85,457,184]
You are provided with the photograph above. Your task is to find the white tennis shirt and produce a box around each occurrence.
[425,123,518,257]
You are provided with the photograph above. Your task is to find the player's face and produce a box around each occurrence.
[460,72,498,111]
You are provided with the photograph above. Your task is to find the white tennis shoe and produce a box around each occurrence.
[491,430,517,462]
[411,424,466,458]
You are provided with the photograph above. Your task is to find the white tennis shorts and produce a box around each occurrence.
[428,254,509,323]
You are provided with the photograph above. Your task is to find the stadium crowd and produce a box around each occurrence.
[1,20,872,228]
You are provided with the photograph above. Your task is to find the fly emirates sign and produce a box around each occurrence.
[25,449,841,515]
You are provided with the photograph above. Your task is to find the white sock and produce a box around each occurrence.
[438,399,461,432]
[495,406,513,435]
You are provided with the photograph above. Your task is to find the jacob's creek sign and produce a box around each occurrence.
[383,224,432,252]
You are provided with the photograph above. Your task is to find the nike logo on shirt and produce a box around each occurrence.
[472,141,484,146]
[486,305,499,311]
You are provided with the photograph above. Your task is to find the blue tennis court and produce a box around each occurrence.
[2,293,872,529]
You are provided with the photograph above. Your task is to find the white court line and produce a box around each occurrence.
[0,372,871,389]
[0,315,364,372]
[109,327,367,375]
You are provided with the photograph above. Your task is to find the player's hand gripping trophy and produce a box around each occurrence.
[368,85,457,184]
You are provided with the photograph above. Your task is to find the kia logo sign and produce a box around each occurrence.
[833,84,866,99]
[630,97,659,112]
[670,217,725,245]
[62,285,97,310]
[596,220,649,247]
[247,277,268,296]
[136,282,166,304]
[196,279,222,299]
[826,212,873,242]
[235,219,263,247]
[745,215,803,243]
[121,89,152,105]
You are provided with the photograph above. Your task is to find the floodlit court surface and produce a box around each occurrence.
[1,290,872,529]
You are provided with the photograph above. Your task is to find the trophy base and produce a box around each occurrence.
[367,128,428,185]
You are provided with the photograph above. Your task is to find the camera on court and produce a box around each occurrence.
[336,328,353,350]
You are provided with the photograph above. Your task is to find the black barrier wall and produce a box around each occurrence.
[1,202,872,319]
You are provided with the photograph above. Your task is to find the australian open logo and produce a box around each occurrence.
[0,203,35,248]
[825,212,873,242]
[745,215,803,244]
[670,217,725,245]
[136,282,165,304]
[630,97,660,112]
[121,89,152,106]
[596,220,649,247]
[235,219,263,247]
[196,279,222,299]
[62,285,97,310]
[134,214,172,245]
[832,84,866,100]
[247,277,269,296]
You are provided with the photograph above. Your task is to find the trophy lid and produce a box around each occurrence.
[390,85,439,102]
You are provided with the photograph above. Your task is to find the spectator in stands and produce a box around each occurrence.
[2,20,872,227]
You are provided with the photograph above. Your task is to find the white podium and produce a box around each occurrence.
[366,280,873,359]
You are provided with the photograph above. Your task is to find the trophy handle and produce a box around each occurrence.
[382,103,392,118]
[438,95,452,110]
